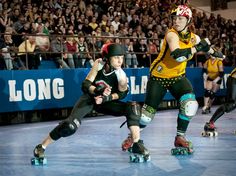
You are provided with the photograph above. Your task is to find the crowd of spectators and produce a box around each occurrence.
[0,0,235,70]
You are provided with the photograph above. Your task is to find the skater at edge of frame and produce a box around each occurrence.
[202,54,224,114]
[203,67,236,133]
[125,4,224,153]
[33,42,149,162]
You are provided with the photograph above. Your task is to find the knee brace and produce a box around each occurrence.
[225,101,236,113]
[58,120,78,137]
[204,89,212,98]
[179,93,198,120]
[50,120,79,140]
[209,91,215,100]
[140,104,156,125]
[126,102,141,127]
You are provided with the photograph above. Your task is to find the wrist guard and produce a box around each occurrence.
[102,95,112,103]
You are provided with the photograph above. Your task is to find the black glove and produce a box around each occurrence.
[195,38,210,52]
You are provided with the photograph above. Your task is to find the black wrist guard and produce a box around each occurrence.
[102,95,112,103]
[81,79,92,94]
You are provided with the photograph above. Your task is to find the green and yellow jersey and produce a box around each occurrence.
[150,28,197,78]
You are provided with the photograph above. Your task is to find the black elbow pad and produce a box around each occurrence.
[81,79,92,94]
[117,89,129,100]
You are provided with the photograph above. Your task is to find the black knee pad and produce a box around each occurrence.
[225,101,236,113]
[50,120,78,140]
[209,91,215,100]
[126,102,141,127]
[204,89,212,97]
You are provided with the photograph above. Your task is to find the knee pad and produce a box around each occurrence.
[179,93,198,119]
[209,91,215,100]
[58,120,78,137]
[204,89,212,97]
[225,101,236,113]
[140,104,156,125]
[126,102,141,127]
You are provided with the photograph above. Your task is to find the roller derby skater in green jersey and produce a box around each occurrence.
[32,43,149,165]
[202,67,236,137]
[123,4,224,156]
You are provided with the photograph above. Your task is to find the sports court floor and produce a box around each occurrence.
[0,106,235,176]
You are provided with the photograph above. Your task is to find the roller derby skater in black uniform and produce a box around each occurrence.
[32,43,149,165]
[202,67,236,137]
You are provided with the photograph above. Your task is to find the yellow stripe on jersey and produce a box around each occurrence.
[150,28,197,78]
[230,67,236,78]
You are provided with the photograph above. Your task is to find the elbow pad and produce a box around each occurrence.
[170,48,192,62]
[81,79,92,94]
[117,89,129,100]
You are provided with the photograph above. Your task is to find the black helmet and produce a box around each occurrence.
[101,43,125,60]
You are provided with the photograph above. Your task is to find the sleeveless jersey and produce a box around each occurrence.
[205,58,223,80]
[93,66,126,94]
[150,28,197,78]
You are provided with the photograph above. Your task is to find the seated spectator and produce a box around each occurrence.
[50,33,69,69]
[35,24,50,60]
[65,31,79,68]
[124,38,138,68]
[18,35,40,69]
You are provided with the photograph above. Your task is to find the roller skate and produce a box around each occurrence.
[121,134,133,151]
[129,140,150,163]
[31,144,47,165]
[171,135,194,155]
[202,106,211,114]
[201,122,218,137]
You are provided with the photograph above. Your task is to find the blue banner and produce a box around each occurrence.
[0,67,234,113]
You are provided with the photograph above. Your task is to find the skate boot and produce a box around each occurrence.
[31,144,47,165]
[129,140,150,163]
[121,134,133,151]
[171,135,194,155]
[202,107,211,114]
[202,122,218,137]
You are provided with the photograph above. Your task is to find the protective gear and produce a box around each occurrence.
[101,94,112,103]
[204,89,213,97]
[50,120,78,140]
[209,91,215,99]
[81,79,92,94]
[140,104,156,125]
[126,102,141,127]
[179,93,198,117]
[219,72,224,78]
[171,5,192,19]
[117,89,129,100]
[210,49,224,58]
[101,43,125,61]
[195,38,211,52]
[170,48,192,62]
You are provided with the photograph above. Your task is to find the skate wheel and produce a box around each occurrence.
[214,131,218,136]
[201,131,207,137]
[31,157,47,166]
[208,132,213,137]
